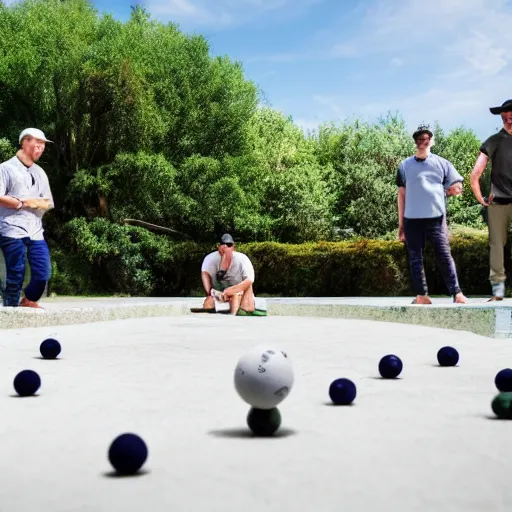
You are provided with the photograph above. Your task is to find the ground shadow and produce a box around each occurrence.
[480,414,512,421]
[208,427,298,439]
[368,376,403,380]
[323,402,356,407]
[102,469,151,478]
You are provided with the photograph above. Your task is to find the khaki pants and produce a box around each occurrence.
[488,203,512,284]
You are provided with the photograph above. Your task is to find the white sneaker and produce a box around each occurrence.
[491,282,505,300]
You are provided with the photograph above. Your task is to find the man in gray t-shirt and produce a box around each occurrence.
[0,128,54,308]
[200,233,256,315]
[396,125,467,304]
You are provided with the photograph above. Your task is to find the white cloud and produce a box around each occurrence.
[147,0,321,27]
[312,0,512,138]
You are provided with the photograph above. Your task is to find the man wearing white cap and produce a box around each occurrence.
[0,128,54,307]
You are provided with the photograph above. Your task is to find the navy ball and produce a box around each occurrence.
[379,355,403,379]
[329,378,357,405]
[13,370,41,396]
[40,338,61,359]
[108,433,148,475]
[437,346,459,367]
[495,368,512,392]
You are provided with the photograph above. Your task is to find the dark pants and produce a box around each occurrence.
[404,216,461,297]
[0,235,51,306]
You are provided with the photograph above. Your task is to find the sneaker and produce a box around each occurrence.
[19,297,43,309]
[491,282,506,301]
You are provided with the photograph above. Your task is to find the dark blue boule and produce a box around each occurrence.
[108,433,148,475]
[378,355,403,379]
[437,346,459,367]
[40,338,61,359]
[329,378,357,405]
[495,368,512,392]
[13,370,41,396]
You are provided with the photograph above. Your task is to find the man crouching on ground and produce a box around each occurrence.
[201,234,256,315]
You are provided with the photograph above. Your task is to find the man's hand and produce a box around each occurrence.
[398,225,405,243]
[446,183,463,196]
[22,198,52,210]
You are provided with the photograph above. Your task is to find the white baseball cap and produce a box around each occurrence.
[19,128,53,144]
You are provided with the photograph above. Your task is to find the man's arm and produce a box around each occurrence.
[201,271,213,296]
[223,278,253,296]
[470,152,490,206]
[0,196,23,209]
[397,187,405,241]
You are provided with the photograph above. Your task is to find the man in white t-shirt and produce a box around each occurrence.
[200,234,255,315]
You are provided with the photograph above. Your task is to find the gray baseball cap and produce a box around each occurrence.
[220,233,234,244]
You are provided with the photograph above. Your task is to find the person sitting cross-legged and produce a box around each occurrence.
[200,234,255,315]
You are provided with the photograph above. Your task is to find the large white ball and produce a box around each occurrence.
[233,344,294,409]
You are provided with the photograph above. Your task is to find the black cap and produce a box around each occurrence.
[219,233,234,244]
[490,99,512,115]
[413,124,433,140]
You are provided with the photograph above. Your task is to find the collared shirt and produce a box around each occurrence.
[396,153,463,219]
[480,128,512,199]
[0,156,53,240]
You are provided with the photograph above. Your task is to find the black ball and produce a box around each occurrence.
[379,354,403,379]
[437,346,459,367]
[108,433,148,475]
[246,407,281,436]
[329,378,356,405]
[13,370,41,396]
[495,368,512,392]
[40,338,61,359]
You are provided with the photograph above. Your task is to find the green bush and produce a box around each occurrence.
[48,223,493,297]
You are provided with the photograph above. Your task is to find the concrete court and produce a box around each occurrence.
[1,313,512,512]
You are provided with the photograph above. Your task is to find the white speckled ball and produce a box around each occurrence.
[234,345,294,409]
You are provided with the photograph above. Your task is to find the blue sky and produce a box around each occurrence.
[93,0,512,140]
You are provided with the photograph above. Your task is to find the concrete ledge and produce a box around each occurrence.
[0,301,194,330]
[1,296,512,338]
[266,303,499,338]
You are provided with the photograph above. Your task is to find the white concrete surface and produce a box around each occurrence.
[1,315,511,511]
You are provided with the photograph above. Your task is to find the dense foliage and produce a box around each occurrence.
[0,0,495,296]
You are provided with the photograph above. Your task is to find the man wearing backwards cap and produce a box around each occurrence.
[0,128,54,308]
[200,233,256,315]
[396,124,467,304]
[470,99,512,300]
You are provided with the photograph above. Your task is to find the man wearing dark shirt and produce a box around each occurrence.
[470,99,512,300]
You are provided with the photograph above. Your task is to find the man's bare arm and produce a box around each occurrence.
[201,271,212,296]
[223,278,253,296]
[0,195,22,209]
[470,152,490,205]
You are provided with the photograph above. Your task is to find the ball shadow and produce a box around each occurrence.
[368,376,403,380]
[481,414,512,421]
[33,356,63,360]
[102,469,151,478]
[323,401,356,407]
[9,393,40,398]
[208,427,298,439]
[430,364,459,368]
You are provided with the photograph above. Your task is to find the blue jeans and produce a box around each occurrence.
[404,216,461,297]
[0,235,51,306]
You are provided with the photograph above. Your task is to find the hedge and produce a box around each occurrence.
[46,220,502,297]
